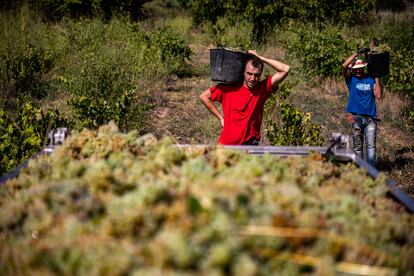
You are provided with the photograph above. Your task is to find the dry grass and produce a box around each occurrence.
[147,74,220,144]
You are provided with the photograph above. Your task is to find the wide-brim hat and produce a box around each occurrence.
[350,59,367,69]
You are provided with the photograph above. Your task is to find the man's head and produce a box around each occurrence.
[243,56,264,89]
[350,59,367,78]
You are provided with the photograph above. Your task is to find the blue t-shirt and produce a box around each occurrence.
[346,76,376,117]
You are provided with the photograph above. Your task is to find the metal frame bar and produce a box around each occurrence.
[0,147,54,185]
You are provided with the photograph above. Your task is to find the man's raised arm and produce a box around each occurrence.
[248,50,290,87]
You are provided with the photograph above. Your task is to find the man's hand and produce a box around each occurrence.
[346,113,355,124]
[248,50,258,57]
[357,47,370,55]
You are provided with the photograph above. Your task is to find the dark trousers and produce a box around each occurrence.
[242,137,259,145]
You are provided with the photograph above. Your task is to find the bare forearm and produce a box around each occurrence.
[250,50,290,73]
[374,78,382,99]
[343,52,358,68]
[343,52,358,79]
[259,55,290,73]
[200,91,223,123]
[203,100,223,122]
[248,50,290,86]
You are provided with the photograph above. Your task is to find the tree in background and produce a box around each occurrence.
[0,0,151,21]
[189,0,374,43]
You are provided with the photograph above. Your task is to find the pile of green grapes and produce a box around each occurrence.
[1,123,413,275]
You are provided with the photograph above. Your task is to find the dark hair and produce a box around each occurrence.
[244,55,263,72]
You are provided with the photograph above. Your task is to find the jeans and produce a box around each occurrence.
[351,115,377,167]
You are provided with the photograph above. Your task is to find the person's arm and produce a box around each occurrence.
[343,48,369,79]
[343,51,359,124]
[248,50,290,87]
[200,88,224,128]
[343,52,358,80]
[374,77,382,102]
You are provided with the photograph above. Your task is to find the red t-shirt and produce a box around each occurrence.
[210,76,274,145]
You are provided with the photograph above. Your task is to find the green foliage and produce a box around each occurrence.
[0,102,63,176]
[59,19,191,130]
[60,20,145,130]
[2,0,151,21]
[382,48,414,99]
[401,108,414,131]
[363,16,414,127]
[1,11,193,171]
[190,0,225,25]
[0,8,60,99]
[232,1,285,43]
[148,26,193,75]
[189,0,374,43]
[1,46,51,98]
[166,0,191,9]
[284,24,358,77]
[385,57,414,127]
[210,18,253,50]
[375,0,406,11]
[290,0,374,25]
[375,20,414,52]
[367,21,414,100]
[284,21,414,99]
[264,82,324,146]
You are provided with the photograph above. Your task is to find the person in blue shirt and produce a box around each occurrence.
[342,50,382,167]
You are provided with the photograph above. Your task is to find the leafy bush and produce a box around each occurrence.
[366,19,414,100]
[210,18,253,50]
[148,26,193,75]
[363,15,414,128]
[60,19,191,130]
[0,102,63,176]
[382,48,414,98]
[1,0,151,21]
[0,9,59,99]
[190,0,225,25]
[189,0,374,42]
[60,20,148,130]
[1,12,193,172]
[264,82,324,146]
[284,24,360,77]
[375,0,406,11]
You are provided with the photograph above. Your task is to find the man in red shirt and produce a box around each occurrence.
[200,50,290,145]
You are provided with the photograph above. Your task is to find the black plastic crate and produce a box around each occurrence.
[367,52,389,77]
[210,48,251,84]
